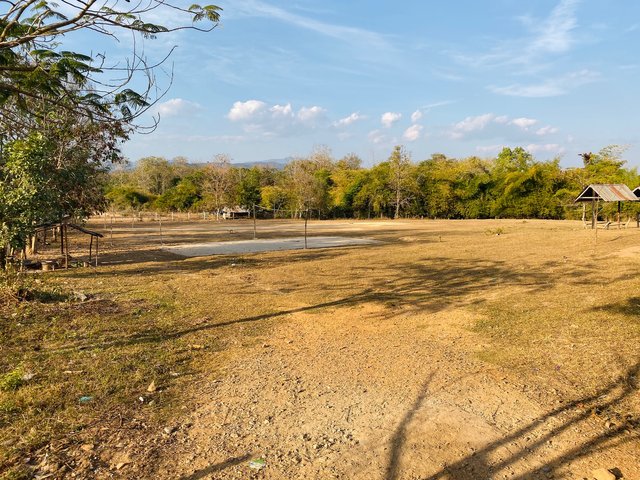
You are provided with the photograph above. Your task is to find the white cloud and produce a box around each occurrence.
[403,124,423,142]
[226,100,332,137]
[476,145,507,154]
[510,117,538,129]
[270,103,293,118]
[451,113,496,138]
[368,129,387,145]
[297,105,326,123]
[476,143,564,156]
[411,110,423,123]
[381,112,402,128]
[489,69,600,97]
[528,0,580,55]
[525,143,565,154]
[421,100,459,111]
[536,125,559,135]
[156,98,203,118]
[451,113,559,142]
[333,112,366,127]
[456,0,581,71]
[228,100,267,121]
[230,0,390,51]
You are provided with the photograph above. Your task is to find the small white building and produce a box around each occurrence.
[222,206,251,220]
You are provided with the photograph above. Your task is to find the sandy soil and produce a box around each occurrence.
[152,305,637,480]
[38,219,639,480]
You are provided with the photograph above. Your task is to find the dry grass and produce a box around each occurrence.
[1,218,639,478]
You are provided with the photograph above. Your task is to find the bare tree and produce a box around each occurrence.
[388,145,413,219]
[202,154,234,220]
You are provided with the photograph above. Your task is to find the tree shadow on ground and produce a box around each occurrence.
[386,362,640,480]
[177,454,252,480]
[49,255,560,353]
[48,248,630,357]
[593,297,640,317]
[385,375,435,480]
[62,244,360,279]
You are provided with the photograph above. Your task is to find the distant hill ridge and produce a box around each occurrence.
[231,158,292,169]
[185,157,291,169]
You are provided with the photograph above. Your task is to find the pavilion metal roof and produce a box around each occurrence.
[574,184,638,202]
[633,186,640,198]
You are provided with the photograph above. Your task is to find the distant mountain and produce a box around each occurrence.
[232,157,292,170]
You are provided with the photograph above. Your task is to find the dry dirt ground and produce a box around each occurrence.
[6,219,640,480]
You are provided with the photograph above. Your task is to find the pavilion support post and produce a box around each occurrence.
[591,199,596,229]
[304,209,308,249]
[617,201,621,229]
[95,237,98,267]
[59,223,64,254]
[89,236,93,264]
[64,225,69,268]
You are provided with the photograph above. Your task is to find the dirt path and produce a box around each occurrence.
[34,219,638,480]
[155,302,638,480]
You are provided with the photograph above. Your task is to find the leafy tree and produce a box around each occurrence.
[330,156,365,217]
[234,167,262,208]
[154,178,201,212]
[452,156,494,219]
[353,162,393,218]
[260,185,290,217]
[0,133,56,263]
[134,157,176,195]
[492,160,566,218]
[1,1,221,127]
[415,154,458,218]
[1,105,126,263]
[0,1,221,266]
[105,186,154,212]
[495,147,534,173]
[101,144,640,224]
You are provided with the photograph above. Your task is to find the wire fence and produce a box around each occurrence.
[89,205,316,251]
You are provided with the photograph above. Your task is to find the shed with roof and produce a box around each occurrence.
[574,184,638,229]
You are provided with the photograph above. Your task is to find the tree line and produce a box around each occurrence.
[0,1,221,265]
[106,145,640,221]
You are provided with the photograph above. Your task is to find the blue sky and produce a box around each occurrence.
[111,0,639,167]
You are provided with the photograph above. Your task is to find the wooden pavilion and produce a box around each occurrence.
[574,184,638,229]
[34,218,103,268]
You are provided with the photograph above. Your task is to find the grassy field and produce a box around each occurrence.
[1,218,639,479]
